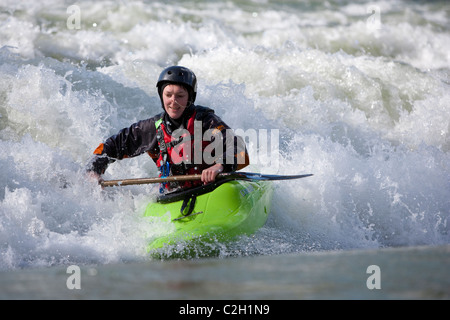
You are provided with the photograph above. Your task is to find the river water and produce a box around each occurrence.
[0,0,449,300]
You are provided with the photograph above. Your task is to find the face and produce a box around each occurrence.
[162,84,189,119]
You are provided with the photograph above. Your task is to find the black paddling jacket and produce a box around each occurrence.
[87,105,249,176]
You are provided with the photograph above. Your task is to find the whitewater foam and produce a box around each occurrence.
[0,0,449,268]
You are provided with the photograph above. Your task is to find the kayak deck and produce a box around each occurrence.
[144,179,273,253]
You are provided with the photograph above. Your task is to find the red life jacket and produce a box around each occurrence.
[155,110,210,191]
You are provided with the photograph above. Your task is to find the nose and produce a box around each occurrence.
[170,95,180,105]
[167,95,176,107]
[173,98,184,107]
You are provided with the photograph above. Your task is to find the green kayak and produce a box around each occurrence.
[144,179,274,254]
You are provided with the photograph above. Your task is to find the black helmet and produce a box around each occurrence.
[156,66,197,104]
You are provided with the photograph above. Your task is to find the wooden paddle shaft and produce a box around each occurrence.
[101,174,204,187]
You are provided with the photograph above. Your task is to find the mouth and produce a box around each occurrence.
[168,105,181,112]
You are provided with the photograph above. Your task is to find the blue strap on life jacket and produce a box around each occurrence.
[159,154,170,194]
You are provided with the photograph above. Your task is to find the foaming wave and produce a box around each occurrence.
[0,0,449,267]
[0,48,161,270]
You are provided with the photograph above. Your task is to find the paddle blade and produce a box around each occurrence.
[222,172,313,181]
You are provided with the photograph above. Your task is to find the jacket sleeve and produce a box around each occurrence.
[86,117,159,175]
[201,111,250,172]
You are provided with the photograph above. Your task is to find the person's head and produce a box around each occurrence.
[160,84,189,119]
[156,66,197,119]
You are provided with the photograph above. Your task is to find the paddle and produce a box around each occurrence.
[100,172,313,187]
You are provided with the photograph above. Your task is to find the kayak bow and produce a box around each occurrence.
[144,179,274,253]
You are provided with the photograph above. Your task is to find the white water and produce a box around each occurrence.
[1,0,449,270]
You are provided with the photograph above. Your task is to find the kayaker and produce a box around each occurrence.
[86,66,249,192]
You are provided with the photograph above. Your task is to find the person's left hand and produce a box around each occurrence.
[201,163,224,184]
